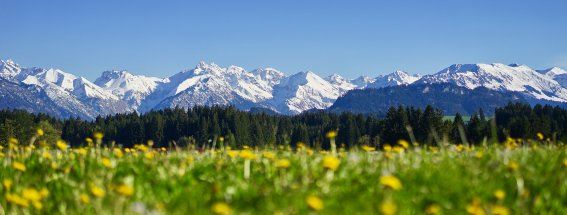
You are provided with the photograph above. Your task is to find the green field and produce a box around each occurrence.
[1,134,567,214]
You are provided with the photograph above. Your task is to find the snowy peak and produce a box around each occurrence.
[252,68,285,86]
[325,74,356,92]
[351,75,375,88]
[0,59,22,80]
[94,70,164,108]
[537,67,567,88]
[368,70,421,88]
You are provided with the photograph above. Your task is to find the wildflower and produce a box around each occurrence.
[114,148,124,158]
[506,161,519,172]
[306,195,324,211]
[491,205,509,215]
[90,185,105,198]
[383,144,392,152]
[145,152,155,160]
[563,159,567,168]
[494,190,506,200]
[325,130,337,139]
[5,193,29,207]
[22,188,42,202]
[101,158,113,168]
[397,139,410,149]
[40,188,49,198]
[262,151,275,160]
[32,201,42,210]
[94,132,104,141]
[56,140,68,150]
[466,198,485,215]
[42,150,52,159]
[227,150,239,158]
[85,137,93,144]
[211,202,232,215]
[13,161,26,172]
[426,204,441,215]
[536,132,544,140]
[275,159,291,169]
[362,145,376,152]
[75,148,88,156]
[3,179,13,190]
[239,150,257,160]
[36,128,44,136]
[322,155,340,171]
[379,200,397,215]
[80,194,90,204]
[380,175,402,190]
[116,184,134,197]
[218,136,224,142]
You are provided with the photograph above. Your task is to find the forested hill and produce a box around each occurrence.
[1,103,567,149]
[328,83,526,116]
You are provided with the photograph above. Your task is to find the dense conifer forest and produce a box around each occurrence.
[1,103,566,148]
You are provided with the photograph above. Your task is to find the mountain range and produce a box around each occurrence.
[1,59,566,119]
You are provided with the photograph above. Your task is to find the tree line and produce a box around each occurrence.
[0,103,566,149]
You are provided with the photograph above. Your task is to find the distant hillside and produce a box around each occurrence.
[328,83,527,116]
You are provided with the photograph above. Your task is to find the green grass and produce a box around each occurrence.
[1,138,567,214]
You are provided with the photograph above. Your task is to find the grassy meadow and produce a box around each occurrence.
[1,131,567,215]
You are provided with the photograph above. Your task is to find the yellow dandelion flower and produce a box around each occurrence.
[218,136,224,142]
[536,132,544,140]
[32,201,42,210]
[22,188,42,202]
[56,140,68,151]
[362,145,376,152]
[40,188,49,199]
[145,152,155,160]
[306,195,324,211]
[211,202,232,215]
[90,185,105,198]
[380,175,402,190]
[563,159,567,168]
[426,204,441,215]
[397,139,410,149]
[506,161,519,172]
[42,150,52,160]
[5,193,29,207]
[325,130,337,139]
[85,137,93,144]
[494,190,506,200]
[383,144,392,152]
[262,151,275,160]
[101,158,113,168]
[466,198,485,215]
[93,132,104,140]
[239,150,257,160]
[380,200,397,215]
[80,194,90,204]
[227,150,239,158]
[13,161,26,172]
[75,148,88,156]
[114,148,124,158]
[36,128,44,136]
[491,205,509,215]
[3,179,13,190]
[116,184,134,197]
[322,155,340,171]
[275,159,291,169]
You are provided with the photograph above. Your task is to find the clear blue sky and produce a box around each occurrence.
[1,0,566,80]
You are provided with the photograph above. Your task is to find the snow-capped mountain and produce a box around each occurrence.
[268,71,345,114]
[94,70,166,109]
[367,70,421,88]
[417,63,567,103]
[537,67,567,88]
[2,58,567,118]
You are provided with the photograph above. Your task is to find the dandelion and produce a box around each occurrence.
[563,158,567,168]
[114,148,124,158]
[426,204,441,215]
[262,151,275,160]
[32,201,43,210]
[5,193,29,207]
[13,161,26,172]
[90,185,105,198]
[322,155,340,171]
[80,194,90,204]
[466,198,485,215]
[56,140,68,150]
[40,188,49,198]
[306,195,324,211]
[116,184,135,197]
[494,189,506,200]
[3,179,13,190]
[380,175,402,190]
[362,145,376,152]
[22,188,42,202]
[275,159,291,169]
[383,144,392,152]
[94,132,104,141]
[85,137,93,144]
[326,130,338,155]
[101,158,113,168]
[397,139,410,149]
[379,200,397,215]
[506,161,519,172]
[211,202,232,215]
[239,150,257,160]
[325,130,337,139]
[536,132,544,140]
[227,150,239,158]
[491,205,509,215]
[36,128,44,136]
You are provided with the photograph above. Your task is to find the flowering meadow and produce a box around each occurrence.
[1,130,567,214]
